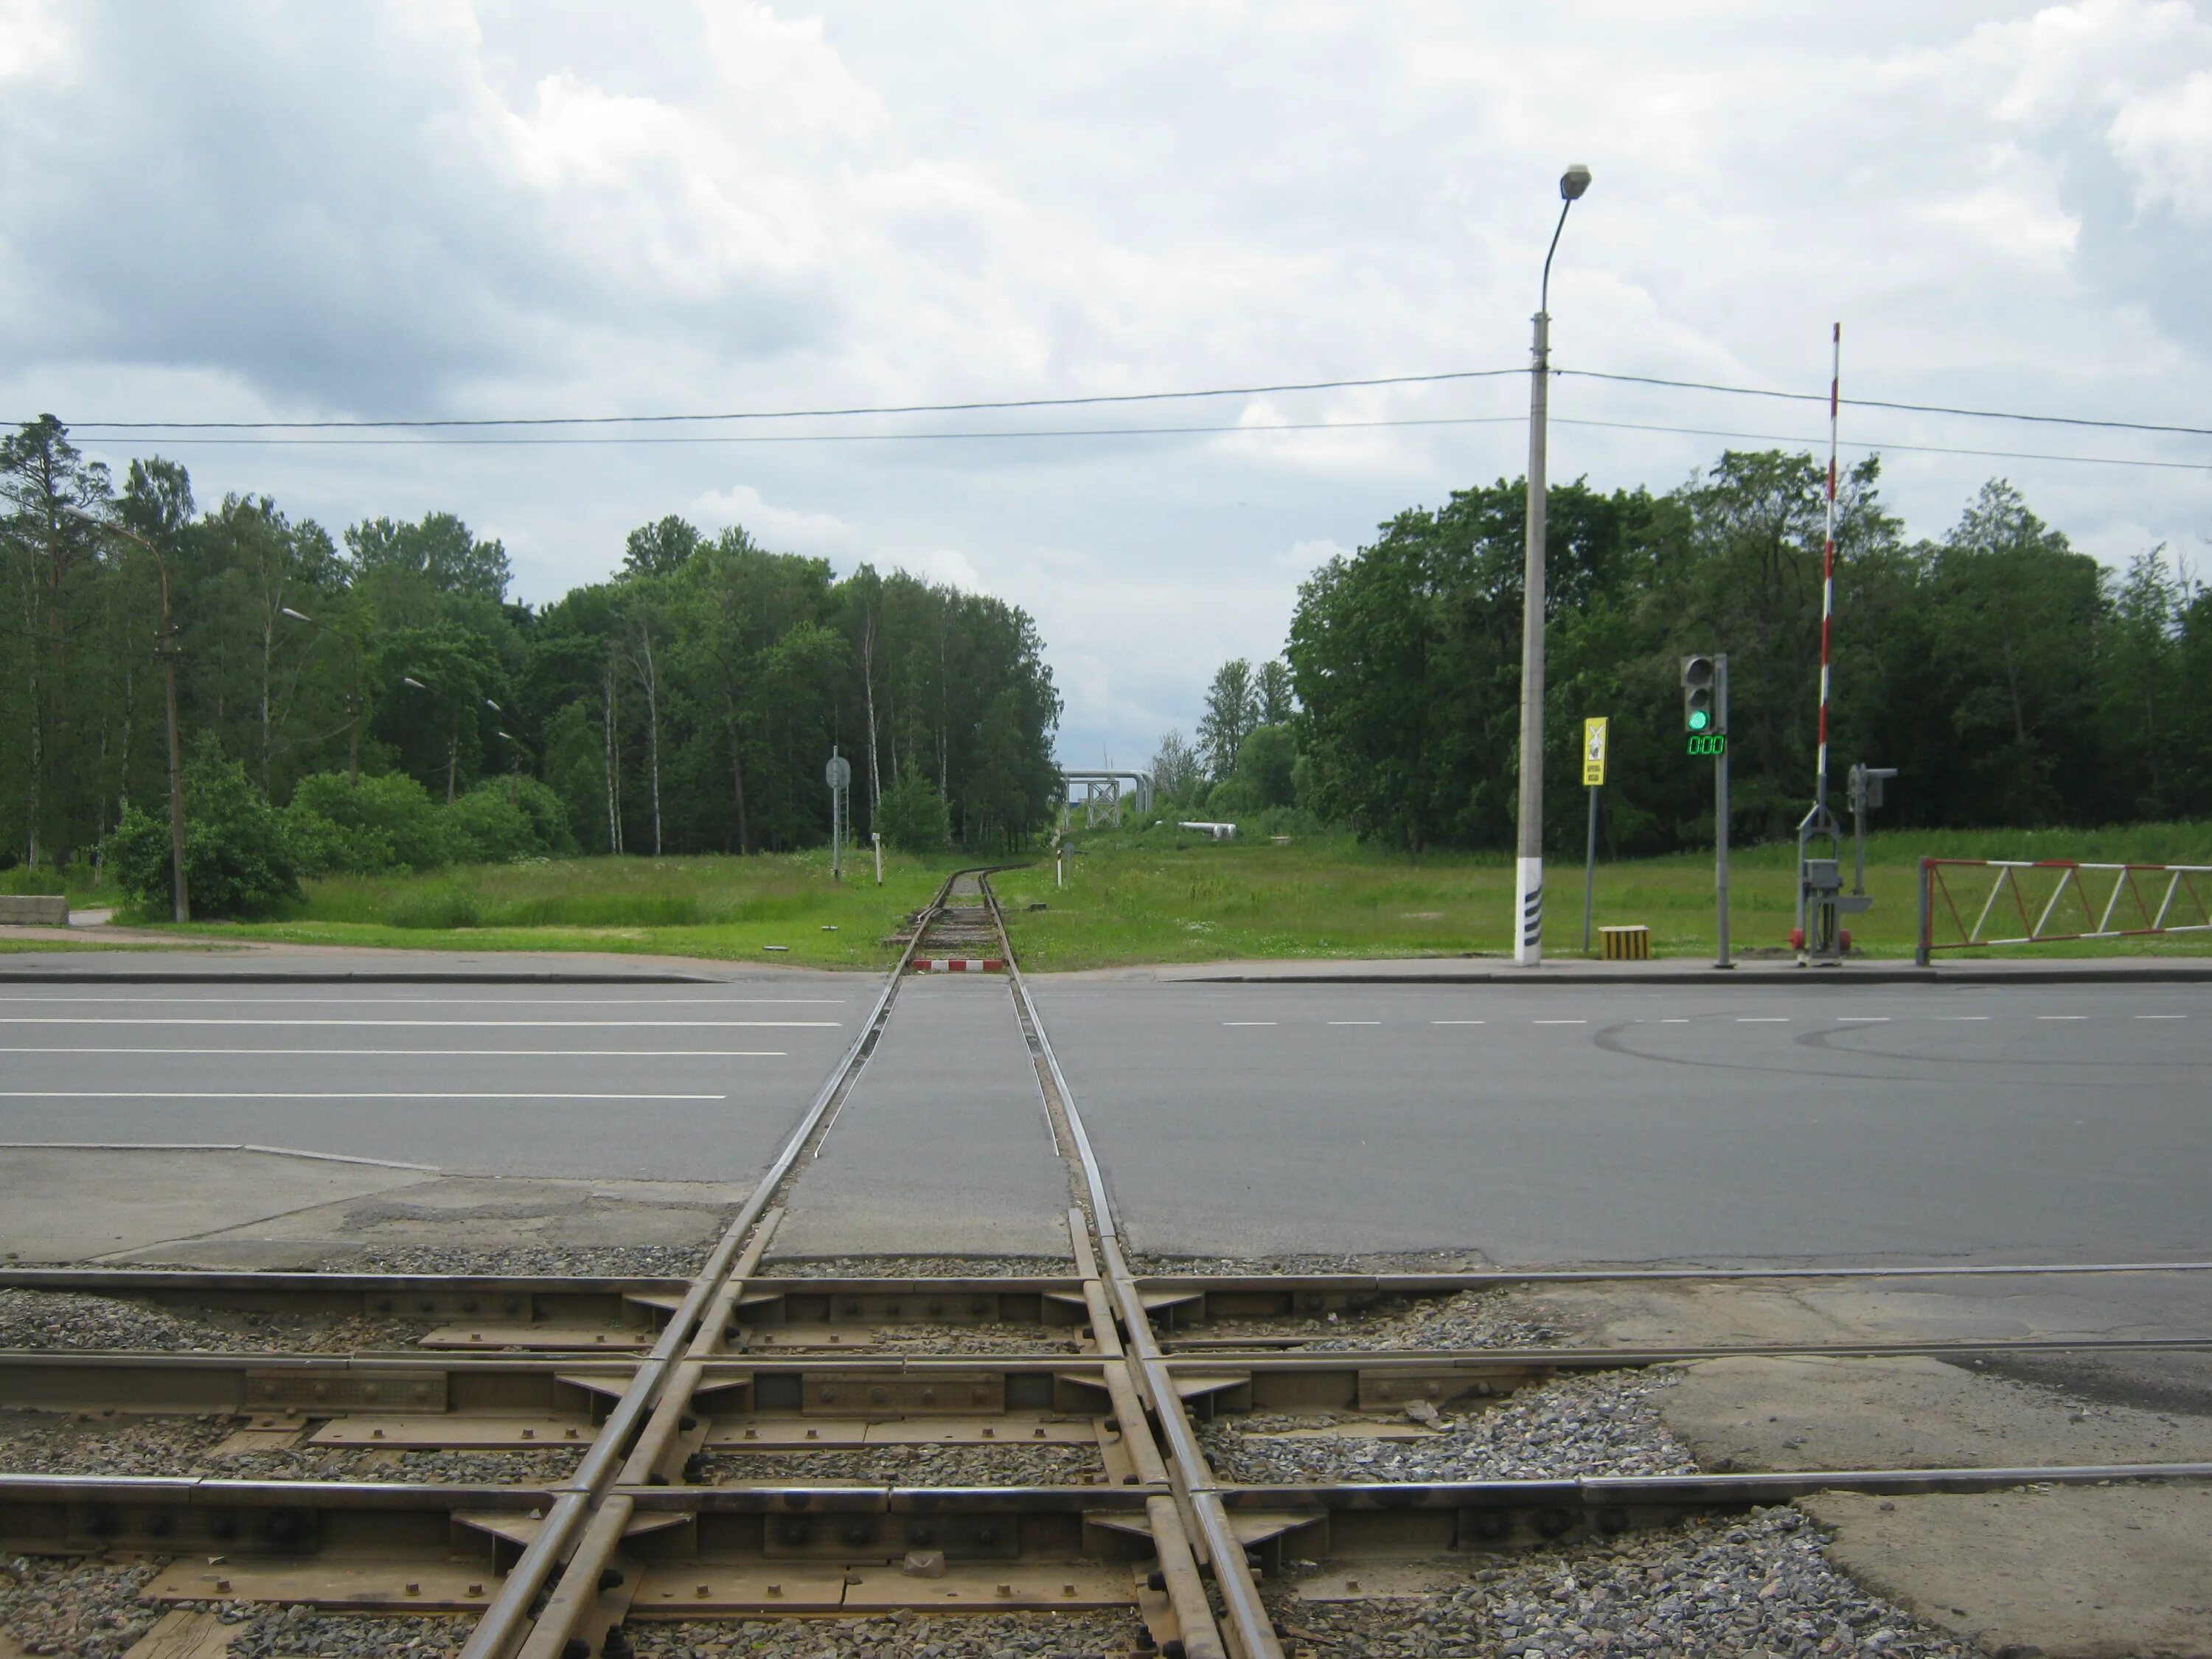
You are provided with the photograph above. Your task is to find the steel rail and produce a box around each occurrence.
[986,877,1279,1659]
[460,868,970,1659]
[4,1331,2208,1420]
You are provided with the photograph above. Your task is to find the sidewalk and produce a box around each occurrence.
[1059,953,2212,986]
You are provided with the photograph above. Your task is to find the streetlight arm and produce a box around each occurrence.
[1540,198,1573,319]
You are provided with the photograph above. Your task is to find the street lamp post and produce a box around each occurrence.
[69,511,189,922]
[1512,161,1593,967]
[279,606,363,787]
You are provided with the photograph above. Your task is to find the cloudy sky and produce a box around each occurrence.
[3,1,2208,769]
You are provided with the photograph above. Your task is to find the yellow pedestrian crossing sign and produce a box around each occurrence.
[1583,717,1607,787]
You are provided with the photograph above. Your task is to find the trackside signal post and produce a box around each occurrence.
[1682,654,1731,968]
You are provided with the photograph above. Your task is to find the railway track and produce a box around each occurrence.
[1,868,2210,1657]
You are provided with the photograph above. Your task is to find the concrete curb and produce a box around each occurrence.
[1174,964,2212,986]
[0,969,721,985]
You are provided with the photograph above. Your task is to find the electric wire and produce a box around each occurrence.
[1559,369,2212,442]
[39,364,2210,441]
[50,367,1532,431]
[63,412,2211,474]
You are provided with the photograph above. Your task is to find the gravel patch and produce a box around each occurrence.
[742,1323,1082,1357]
[1189,1289,1560,1352]
[1204,1371,1697,1484]
[703,1444,1102,1486]
[206,1443,585,1485]
[0,1555,163,1659]
[332,1243,713,1277]
[219,1604,474,1657]
[1131,1250,1491,1276]
[0,1409,584,1484]
[759,1256,1074,1280]
[627,1610,1144,1657]
[0,1289,431,1354]
[0,1410,232,1476]
[1270,1506,1976,1658]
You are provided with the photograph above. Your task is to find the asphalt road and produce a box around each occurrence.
[2,972,2205,1269]
[774,975,1074,1258]
[1032,978,2212,1263]
[0,978,854,1180]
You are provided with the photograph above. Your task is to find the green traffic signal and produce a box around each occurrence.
[1687,708,1710,732]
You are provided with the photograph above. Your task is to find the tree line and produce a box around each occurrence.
[1279,451,2209,854]
[1,416,1062,899]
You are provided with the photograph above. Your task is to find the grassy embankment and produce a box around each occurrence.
[50,819,2212,968]
[0,866,158,952]
[123,851,964,969]
[992,821,2212,970]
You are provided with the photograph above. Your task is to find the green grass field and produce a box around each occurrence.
[63,819,2212,970]
[992,821,2212,971]
[126,851,965,970]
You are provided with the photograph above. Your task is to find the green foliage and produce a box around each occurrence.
[283,771,448,875]
[875,771,952,852]
[104,739,300,917]
[1288,455,2212,855]
[0,420,1062,877]
[443,776,574,865]
[1232,725,1298,810]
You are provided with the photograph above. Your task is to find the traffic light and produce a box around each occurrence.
[1680,655,1717,734]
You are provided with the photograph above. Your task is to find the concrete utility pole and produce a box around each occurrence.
[1512,161,1593,966]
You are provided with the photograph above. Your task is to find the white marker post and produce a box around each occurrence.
[871,831,883,886]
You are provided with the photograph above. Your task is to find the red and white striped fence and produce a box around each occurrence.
[1916,858,2212,964]
[909,958,1007,973]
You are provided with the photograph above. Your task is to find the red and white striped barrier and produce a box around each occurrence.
[910,958,1006,973]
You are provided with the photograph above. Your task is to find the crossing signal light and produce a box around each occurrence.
[1680,655,1717,734]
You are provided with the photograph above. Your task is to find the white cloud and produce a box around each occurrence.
[687,482,854,551]
[0,0,65,78]
[2,0,2210,765]
[2109,69,2212,218]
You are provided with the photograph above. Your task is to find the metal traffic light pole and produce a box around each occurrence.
[1714,656,1731,970]
[1682,654,1731,970]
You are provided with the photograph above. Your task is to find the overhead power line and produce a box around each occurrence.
[74,412,2210,474]
[39,363,2212,441]
[55,368,1531,431]
[1559,369,2212,441]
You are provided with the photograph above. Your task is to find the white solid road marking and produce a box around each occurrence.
[2036,1015,2089,1022]
[1937,1015,1990,1021]
[2135,1013,2189,1020]
[1327,1020,1382,1026]
[0,1018,836,1028]
[0,1048,788,1058]
[1660,1018,1689,1023]
[1736,1018,1790,1023]
[1835,1016,1891,1023]
[0,1091,728,1101]
[1532,1019,1587,1026]
[1432,1019,1486,1025]
[0,995,846,1005]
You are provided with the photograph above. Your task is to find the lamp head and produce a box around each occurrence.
[1560,163,1592,202]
